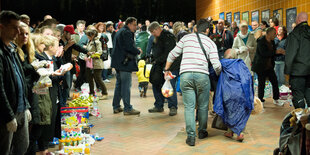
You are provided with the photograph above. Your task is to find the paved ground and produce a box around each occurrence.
[83,73,294,155]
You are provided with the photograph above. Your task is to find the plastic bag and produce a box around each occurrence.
[85,57,93,69]
[161,72,175,98]
[59,63,73,75]
[33,76,52,94]
[103,55,111,69]
[31,59,49,70]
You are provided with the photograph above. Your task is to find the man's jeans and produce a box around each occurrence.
[112,71,133,112]
[0,112,29,155]
[152,70,179,109]
[180,72,210,137]
[290,75,310,109]
[275,61,285,86]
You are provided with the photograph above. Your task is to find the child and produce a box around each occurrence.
[136,60,150,97]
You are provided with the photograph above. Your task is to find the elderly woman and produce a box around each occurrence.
[232,21,256,73]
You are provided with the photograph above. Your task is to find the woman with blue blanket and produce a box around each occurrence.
[213,51,254,142]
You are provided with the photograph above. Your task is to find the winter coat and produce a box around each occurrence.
[0,41,30,124]
[152,29,179,71]
[285,22,310,76]
[251,36,276,73]
[111,25,140,72]
[232,32,256,72]
[18,46,41,124]
[136,60,150,83]
[136,31,150,59]
[87,38,104,69]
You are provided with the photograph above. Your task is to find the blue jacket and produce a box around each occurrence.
[214,59,254,135]
[111,25,140,72]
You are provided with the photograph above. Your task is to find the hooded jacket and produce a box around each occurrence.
[136,60,150,83]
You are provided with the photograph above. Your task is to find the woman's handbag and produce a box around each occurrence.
[211,114,228,131]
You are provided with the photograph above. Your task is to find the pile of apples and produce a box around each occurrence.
[162,88,173,98]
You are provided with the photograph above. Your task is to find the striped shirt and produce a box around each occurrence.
[167,33,222,75]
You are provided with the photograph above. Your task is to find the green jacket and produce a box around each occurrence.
[135,31,150,59]
[285,22,310,76]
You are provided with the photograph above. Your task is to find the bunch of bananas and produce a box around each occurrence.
[68,96,94,107]
[91,53,101,59]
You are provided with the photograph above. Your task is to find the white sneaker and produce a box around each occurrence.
[273,100,284,106]
[103,79,110,83]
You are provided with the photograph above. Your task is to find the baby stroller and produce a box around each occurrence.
[274,110,310,155]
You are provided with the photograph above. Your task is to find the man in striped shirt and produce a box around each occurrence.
[164,19,222,146]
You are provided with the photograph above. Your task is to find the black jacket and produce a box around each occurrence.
[60,39,88,74]
[111,25,140,72]
[0,40,30,124]
[252,36,276,73]
[152,29,180,71]
[19,47,41,124]
[285,22,310,76]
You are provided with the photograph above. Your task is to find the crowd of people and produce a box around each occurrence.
[0,9,309,154]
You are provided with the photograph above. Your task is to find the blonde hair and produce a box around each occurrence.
[172,21,186,36]
[16,22,36,63]
[43,35,58,50]
[32,34,45,53]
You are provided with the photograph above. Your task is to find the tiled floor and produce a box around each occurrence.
[82,73,292,155]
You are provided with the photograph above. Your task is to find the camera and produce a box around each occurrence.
[122,53,135,65]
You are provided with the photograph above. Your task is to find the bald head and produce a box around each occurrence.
[296,12,308,25]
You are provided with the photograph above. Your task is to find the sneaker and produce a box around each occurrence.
[273,100,283,106]
[198,130,208,139]
[169,107,177,116]
[124,109,140,115]
[140,90,144,97]
[236,133,244,142]
[99,95,108,100]
[113,107,124,114]
[148,107,164,113]
[186,136,195,146]
[103,79,111,83]
[224,131,233,138]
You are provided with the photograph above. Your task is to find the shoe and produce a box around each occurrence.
[148,107,164,113]
[236,133,244,142]
[99,95,108,100]
[169,107,177,116]
[140,90,144,97]
[103,79,111,83]
[143,93,147,98]
[113,107,124,114]
[224,131,233,138]
[124,109,140,115]
[186,136,195,146]
[198,130,208,139]
[273,99,284,106]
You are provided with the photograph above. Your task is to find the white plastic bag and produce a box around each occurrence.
[33,76,52,94]
[103,55,111,69]
[161,72,175,98]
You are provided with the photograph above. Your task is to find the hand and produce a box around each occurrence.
[25,109,32,122]
[138,47,143,55]
[52,69,64,76]
[164,71,172,79]
[300,114,310,128]
[55,46,64,57]
[6,118,17,132]
[72,55,77,61]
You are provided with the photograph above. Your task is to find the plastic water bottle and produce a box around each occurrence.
[92,96,101,118]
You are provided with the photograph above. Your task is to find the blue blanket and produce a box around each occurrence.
[213,59,254,135]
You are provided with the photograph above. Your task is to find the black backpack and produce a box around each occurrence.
[94,35,109,61]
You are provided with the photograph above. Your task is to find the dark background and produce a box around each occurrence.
[1,0,196,26]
